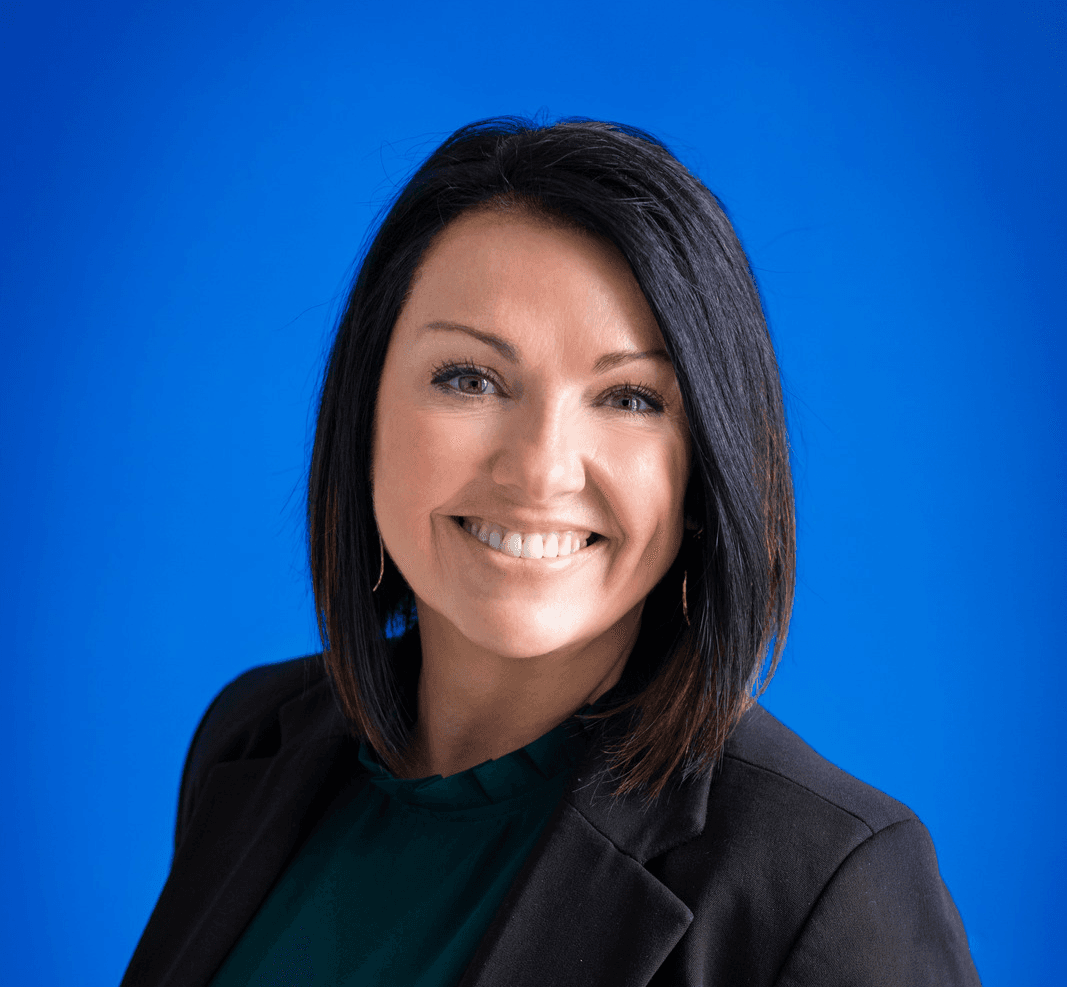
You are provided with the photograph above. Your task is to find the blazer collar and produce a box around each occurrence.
[458,727,709,987]
[568,735,711,863]
[122,675,355,987]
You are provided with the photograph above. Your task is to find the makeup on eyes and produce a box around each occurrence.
[427,359,668,415]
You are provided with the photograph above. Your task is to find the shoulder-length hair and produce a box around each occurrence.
[309,116,794,799]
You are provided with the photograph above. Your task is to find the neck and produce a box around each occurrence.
[396,599,643,779]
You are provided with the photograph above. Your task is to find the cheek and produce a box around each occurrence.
[374,391,484,532]
[601,429,689,563]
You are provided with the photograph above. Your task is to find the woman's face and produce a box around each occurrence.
[372,208,692,661]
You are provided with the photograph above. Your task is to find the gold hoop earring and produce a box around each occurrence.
[372,529,384,592]
[682,570,690,626]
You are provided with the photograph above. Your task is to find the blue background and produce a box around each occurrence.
[2,1,1063,983]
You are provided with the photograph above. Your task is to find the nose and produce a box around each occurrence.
[489,394,587,503]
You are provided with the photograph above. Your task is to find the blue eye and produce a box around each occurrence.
[607,386,664,415]
[613,392,651,413]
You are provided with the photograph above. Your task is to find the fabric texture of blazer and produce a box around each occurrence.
[122,651,982,987]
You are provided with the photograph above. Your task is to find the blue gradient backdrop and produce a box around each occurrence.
[2,1,1063,984]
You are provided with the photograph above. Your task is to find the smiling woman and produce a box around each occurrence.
[372,208,692,780]
[122,118,981,987]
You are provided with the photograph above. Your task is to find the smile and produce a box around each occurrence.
[453,516,602,559]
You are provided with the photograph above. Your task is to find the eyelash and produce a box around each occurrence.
[429,360,666,416]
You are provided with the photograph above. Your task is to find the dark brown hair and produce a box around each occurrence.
[309,116,795,798]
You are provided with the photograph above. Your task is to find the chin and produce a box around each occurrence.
[453,601,596,660]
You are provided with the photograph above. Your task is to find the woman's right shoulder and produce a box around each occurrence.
[195,656,328,748]
[175,655,330,845]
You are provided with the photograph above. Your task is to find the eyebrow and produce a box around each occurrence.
[422,320,671,374]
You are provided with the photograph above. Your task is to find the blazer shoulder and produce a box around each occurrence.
[175,655,329,847]
[647,707,979,984]
[189,655,328,767]
[722,704,917,835]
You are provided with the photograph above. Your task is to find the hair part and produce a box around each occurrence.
[308,116,795,799]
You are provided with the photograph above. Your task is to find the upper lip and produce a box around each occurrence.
[454,513,604,536]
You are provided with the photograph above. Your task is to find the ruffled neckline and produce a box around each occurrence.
[357,715,591,811]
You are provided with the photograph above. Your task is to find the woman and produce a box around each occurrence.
[123,117,981,986]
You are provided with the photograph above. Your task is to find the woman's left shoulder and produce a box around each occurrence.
[719,704,918,835]
[649,705,981,985]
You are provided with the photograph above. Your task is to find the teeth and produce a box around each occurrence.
[461,518,593,559]
[522,534,543,559]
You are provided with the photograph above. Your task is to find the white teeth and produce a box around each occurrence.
[460,517,594,560]
[522,533,544,559]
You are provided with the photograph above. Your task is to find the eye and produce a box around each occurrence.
[604,384,665,415]
[430,362,500,397]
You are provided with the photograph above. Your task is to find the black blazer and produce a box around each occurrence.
[122,655,981,986]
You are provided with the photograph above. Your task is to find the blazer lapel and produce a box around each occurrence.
[122,680,357,987]
[459,746,711,987]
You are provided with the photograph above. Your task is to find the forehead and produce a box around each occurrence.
[399,208,665,356]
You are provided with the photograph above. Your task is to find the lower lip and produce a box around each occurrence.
[449,516,603,571]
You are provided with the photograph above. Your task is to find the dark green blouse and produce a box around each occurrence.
[208,717,588,987]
